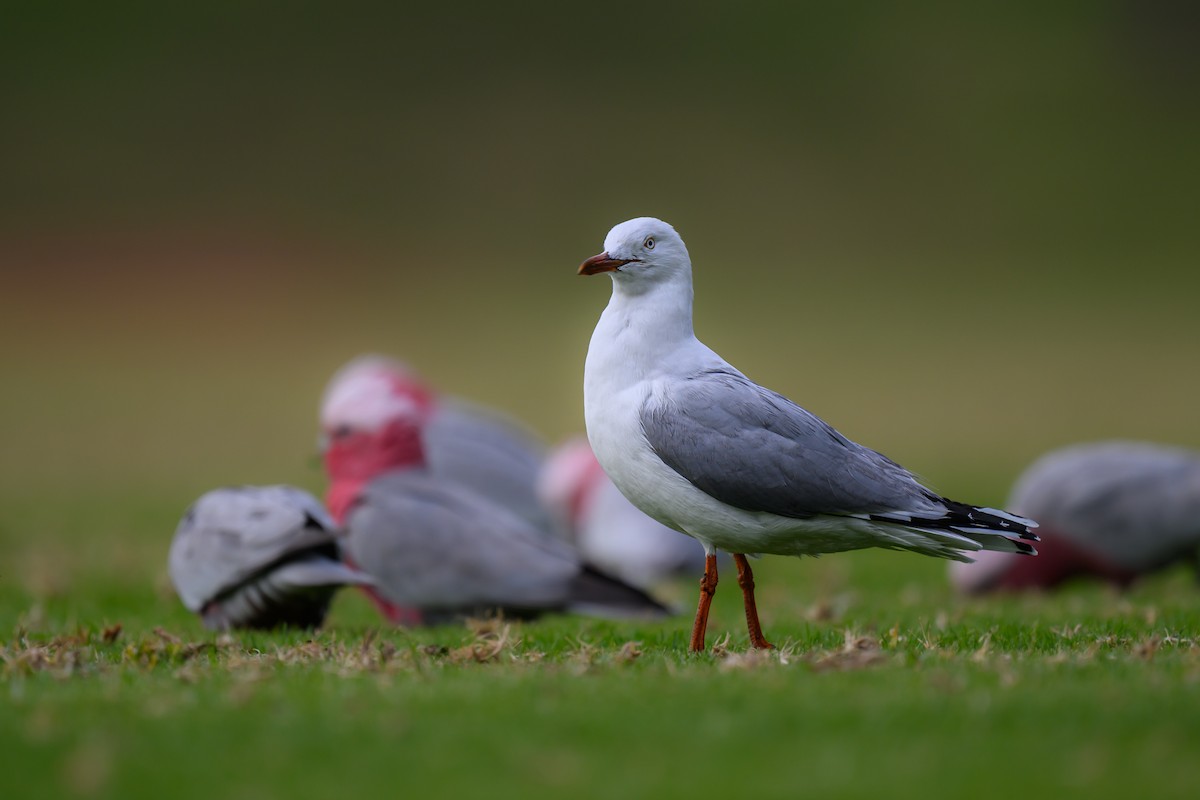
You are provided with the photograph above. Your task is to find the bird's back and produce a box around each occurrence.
[344,470,584,612]
[1011,441,1200,570]
[425,399,556,534]
[345,470,671,621]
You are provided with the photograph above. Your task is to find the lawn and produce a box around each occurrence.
[3,219,1198,800]
[3,216,1198,800]
[4,4,1200,797]
[4,532,1198,800]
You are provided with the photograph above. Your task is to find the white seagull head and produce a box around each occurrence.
[578,217,691,293]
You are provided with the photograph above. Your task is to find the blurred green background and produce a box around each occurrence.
[1,1,1198,589]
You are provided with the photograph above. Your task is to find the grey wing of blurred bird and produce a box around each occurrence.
[424,398,558,534]
[168,485,372,630]
[343,471,670,620]
[1009,441,1200,572]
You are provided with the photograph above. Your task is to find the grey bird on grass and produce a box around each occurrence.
[169,485,372,630]
[950,440,1200,593]
[344,472,673,624]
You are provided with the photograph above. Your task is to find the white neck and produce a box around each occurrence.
[611,269,695,336]
[584,271,721,402]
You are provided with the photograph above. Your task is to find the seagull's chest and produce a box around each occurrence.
[583,309,648,438]
[583,379,651,484]
[583,324,680,512]
[581,295,737,537]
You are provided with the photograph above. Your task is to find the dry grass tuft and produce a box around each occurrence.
[707,632,733,658]
[971,630,995,663]
[448,620,519,664]
[808,630,887,673]
[718,648,777,672]
[614,640,642,664]
[565,638,599,672]
[1135,635,1162,661]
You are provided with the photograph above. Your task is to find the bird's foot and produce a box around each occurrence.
[733,553,774,650]
[689,554,719,652]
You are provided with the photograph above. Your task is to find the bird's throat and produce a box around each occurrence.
[323,420,427,521]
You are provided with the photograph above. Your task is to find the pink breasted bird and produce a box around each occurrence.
[320,357,671,624]
[321,355,555,534]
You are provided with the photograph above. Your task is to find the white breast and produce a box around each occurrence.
[582,279,880,557]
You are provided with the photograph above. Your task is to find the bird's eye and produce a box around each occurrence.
[644,237,655,250]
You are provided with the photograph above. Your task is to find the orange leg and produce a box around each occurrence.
[733,554,774,650]
[689,554,719,652]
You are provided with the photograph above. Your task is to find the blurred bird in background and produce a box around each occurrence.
[321,355,555,534]
[168,485,372,630]
[319,356,672,624]
[950,441,1200,593]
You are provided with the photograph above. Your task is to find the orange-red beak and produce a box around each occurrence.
[578,252,636,276]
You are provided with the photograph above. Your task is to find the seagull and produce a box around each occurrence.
[169,485,373,630]
[538,436,709,589]
[321,355,555,535]
[578,216,1038,652]
[950,440,1200,593]
[321,364,672,624]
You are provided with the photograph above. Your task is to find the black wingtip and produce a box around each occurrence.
[303,511,329,531]
[568,565,673,618]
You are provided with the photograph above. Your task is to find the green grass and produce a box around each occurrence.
[4,544,1199,800]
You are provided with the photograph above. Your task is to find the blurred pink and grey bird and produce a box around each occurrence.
[168,485,372,631]
[950,441,1200,593]
[320,355,555,533]
[319,358,671,624]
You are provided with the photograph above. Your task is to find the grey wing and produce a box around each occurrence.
[424,399,556,533]
[641,370,945,520]
[343,472,581,611]
[168,485,340,611]
[1010,441,1200,570]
